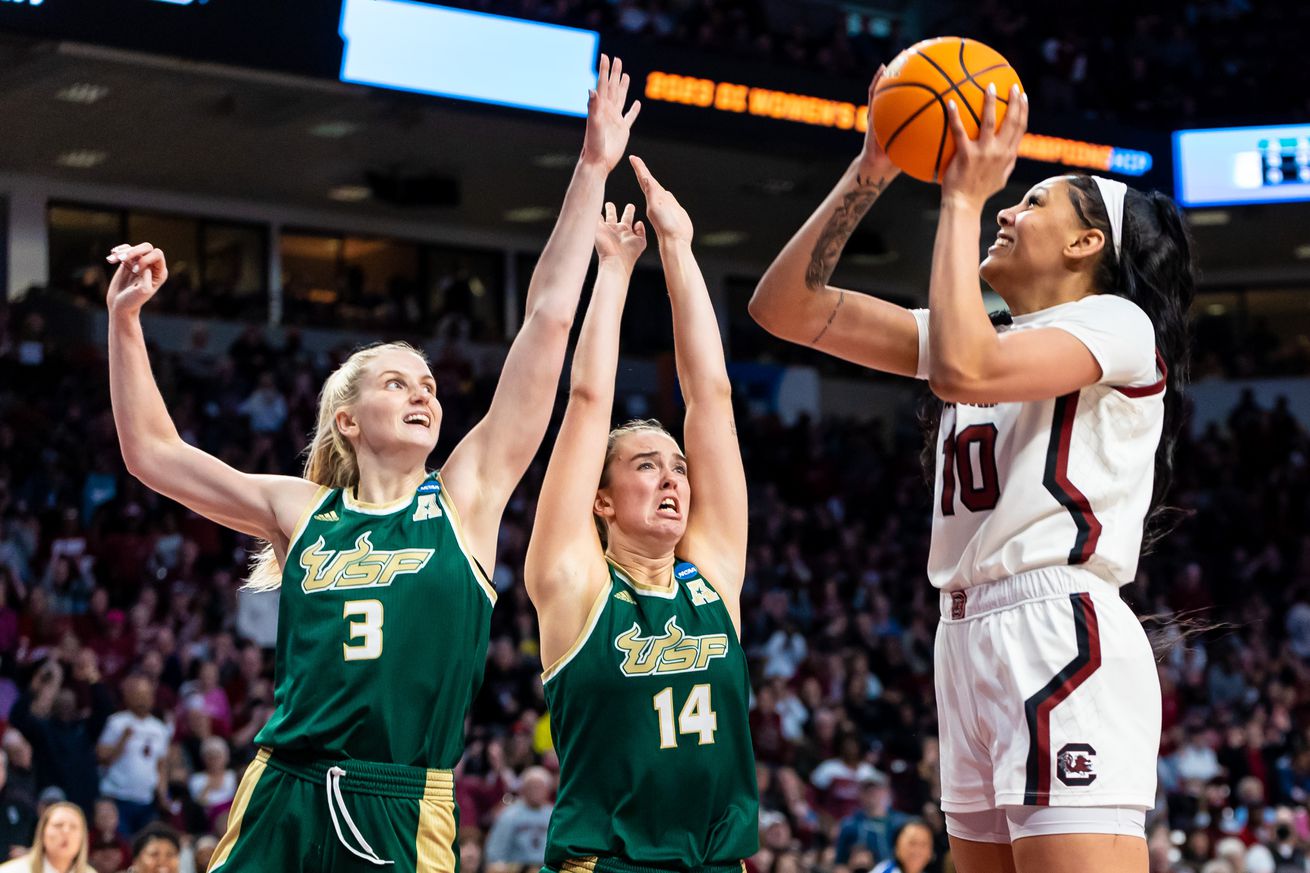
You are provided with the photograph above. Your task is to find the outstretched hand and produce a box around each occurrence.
[594,201,647,269]
[630,155,693,245]
[940,83,1029,209]
[105,242,169,316]
[580,54,642,173]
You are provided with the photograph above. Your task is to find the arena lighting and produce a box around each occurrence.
[643,71,1154,177]
[339,0,598,117]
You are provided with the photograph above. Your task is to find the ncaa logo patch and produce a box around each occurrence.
[674,562,698,580]
[1056,743,1097,787]
[416,480,441,495]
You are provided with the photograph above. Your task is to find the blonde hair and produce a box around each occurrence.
[594,418,675,546]
[29,801,90,873]
[245,341,429,591]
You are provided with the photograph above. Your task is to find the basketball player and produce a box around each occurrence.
[750,71,1194,873]
[524,156,758,873]
[105,55,640,873]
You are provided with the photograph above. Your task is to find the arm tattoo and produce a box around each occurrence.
[805,173,890,292]
[811,291,845,345]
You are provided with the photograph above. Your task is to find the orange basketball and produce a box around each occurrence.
[872,37,1024,184]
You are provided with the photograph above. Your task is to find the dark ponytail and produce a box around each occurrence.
[1066,175,1196,545]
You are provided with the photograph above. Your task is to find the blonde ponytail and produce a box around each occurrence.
[244,341,429,591]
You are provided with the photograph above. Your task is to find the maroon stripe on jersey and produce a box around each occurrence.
[941,422,957,517]
[1023,592,1102,805]
[1043,392,1103,565]
[1115,351,1168,398]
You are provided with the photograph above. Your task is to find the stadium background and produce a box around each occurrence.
[1,1,1309,871]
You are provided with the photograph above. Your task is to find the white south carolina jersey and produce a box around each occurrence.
[912,295,1165,592]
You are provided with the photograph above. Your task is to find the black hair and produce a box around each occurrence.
[1066,175,1196,545]
[131,822,181,858]
[920,178,1196,551]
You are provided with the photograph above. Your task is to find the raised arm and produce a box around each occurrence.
[106,243,319,556]
[444,55,641,567]
[630,157,747,611]
[928,86,1099,404]
[525,205,645,663]
[749,67,920,377]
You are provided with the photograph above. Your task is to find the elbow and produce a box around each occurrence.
[522,301,575,339]
[927,366,984,405]
[747,283,787,338]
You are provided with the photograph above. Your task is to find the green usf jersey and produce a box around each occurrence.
[542,559,759,870]
[255,472,495,769]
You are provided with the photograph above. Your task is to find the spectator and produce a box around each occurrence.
[0,750,36,860]
[88,799,130,873]
[811,734,881,824]
[0,801,92,873]
[833,770,911,867]
[185,737,235,826]
[96,675,170,837]
[126,823,179,873]
[871,819,935,873]
[483,766,554,871]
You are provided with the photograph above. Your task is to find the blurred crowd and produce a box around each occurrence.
[1,288,1310,873]
[449,0,1307,126]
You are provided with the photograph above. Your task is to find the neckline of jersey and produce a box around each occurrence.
[342,470,433,515]
[606,557,680,599]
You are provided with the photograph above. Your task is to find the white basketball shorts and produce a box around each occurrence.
[935,566,1160,813]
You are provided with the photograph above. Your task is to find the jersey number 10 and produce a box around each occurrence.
[941,423,1000,515]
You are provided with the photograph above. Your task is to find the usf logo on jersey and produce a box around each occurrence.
[614,616,729,677]
[299,532,434,593]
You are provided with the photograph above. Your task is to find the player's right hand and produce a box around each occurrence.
[580,54,641,173]
[105,242,168,315]
[858,65,901,179]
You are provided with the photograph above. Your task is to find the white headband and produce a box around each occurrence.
[1090,175,1126,260]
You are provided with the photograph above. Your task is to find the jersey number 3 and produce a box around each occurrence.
[941,423,1000,515]
[343,599,384,661]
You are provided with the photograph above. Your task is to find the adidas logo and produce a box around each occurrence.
[314,510,339,522]
[614,590,636,604]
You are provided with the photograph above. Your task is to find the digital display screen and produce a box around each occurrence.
[339,0,599,117]
[1174,124,1310,206]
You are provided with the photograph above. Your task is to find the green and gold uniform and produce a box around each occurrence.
[211,472,494,873]
[541,559,759,873]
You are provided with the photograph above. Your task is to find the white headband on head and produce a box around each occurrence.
[1090,175,1127,260]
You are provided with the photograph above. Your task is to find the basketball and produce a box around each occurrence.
[872,37,1024,183]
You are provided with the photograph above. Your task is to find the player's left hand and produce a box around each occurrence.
[630,156,693,245]
[580,54,642,173]
[940,83,1028,210]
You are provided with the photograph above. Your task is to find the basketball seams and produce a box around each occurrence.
[914,48,982,128]
[875,83,947,153]
[957,40,1013,106]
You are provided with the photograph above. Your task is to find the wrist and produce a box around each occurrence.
[596,255,636,274]
[577,153,611,175]
[939,192,986,214]
[855,152,899,180]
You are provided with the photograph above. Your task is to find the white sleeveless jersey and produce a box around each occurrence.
[912,295,1165,592]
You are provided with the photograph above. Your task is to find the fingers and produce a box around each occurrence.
[610,55,623,96]
[597,54,610,99]
[620,203,636,226]
[616,72,630,111]
[605,201,617,224]
[1006,86,1029,148]
[622,98,641,127]
[867,63,885,100]
[945,100,968,149]
[107,242,154,266]
[634,220,646,238]
[139,248,168,284]
[981,83,998,137]
[629,155,659,194]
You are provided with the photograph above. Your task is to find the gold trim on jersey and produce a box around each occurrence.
[342,483,419,516]
[435,472,497,606]
[208,747,271,871]
[606,558,678,600]
[415,769,457,873]
[541,579,611,684]
[560,859,598,873]
[287,486,335,558]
